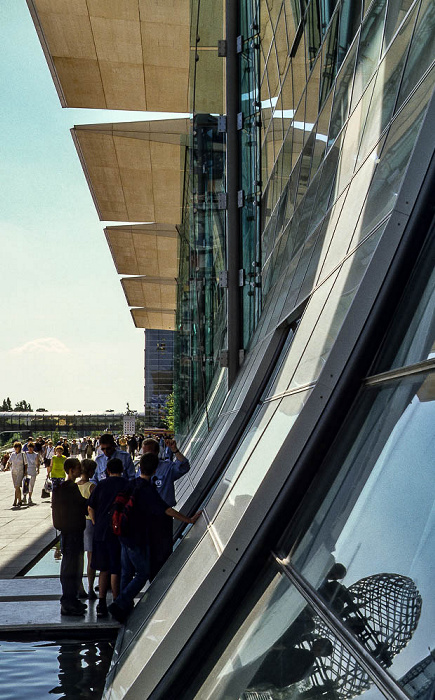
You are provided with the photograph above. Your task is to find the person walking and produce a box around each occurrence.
[79,439,87,460]
[70,439,79,457]
[24,442,40,505]
[49,444,67,490]
[7,442,27,508]
[44,440,55,469]
[52,457,89,616]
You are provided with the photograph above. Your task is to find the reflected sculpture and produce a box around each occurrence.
[244,572,422,700]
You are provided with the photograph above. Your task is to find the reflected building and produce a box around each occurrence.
[25,0,435,699]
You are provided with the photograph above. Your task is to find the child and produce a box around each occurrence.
[77,459,97,599]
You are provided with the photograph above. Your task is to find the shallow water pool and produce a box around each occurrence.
[0,638,114,699]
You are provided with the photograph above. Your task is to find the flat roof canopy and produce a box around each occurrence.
[121,276,177,311]
[27,0,190,112]
[105,224,178,278]
[131,307,175,331]
[72,120,189,224]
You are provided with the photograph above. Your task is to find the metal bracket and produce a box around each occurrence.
[217,192,228,210]
[236,35,244,53]
[239,269,245,286]
[219,270,228,288]
[217,40,227,57]
[219,350,229,367]
[237,112,244,130]
[218,115,227,133]
[238,190,245,208]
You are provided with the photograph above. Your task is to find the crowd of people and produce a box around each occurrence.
[2,432,201,622]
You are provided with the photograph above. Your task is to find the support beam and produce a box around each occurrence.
[226,0,242,387]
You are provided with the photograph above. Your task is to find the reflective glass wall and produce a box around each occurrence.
[103,0,434,695]
[184,222,435,700]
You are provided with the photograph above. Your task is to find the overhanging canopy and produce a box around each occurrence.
[131,308,175,331]
[27,0,190,112]
[72,120,190,224]
[121,276,177,311]
[105,224,178,278]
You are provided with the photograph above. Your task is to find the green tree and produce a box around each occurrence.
[1,397,13,411]
[163,393,175,432]
[14,399,32,412]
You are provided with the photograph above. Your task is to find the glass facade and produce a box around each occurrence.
[144,329,175,428]
[26,1,435,699]
[102,0,434,696]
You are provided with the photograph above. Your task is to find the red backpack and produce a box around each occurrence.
[111,490,136,537]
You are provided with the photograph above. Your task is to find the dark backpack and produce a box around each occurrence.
[111,489,135,537]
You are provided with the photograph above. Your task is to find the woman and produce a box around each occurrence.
[44,440,55,468]
[24,442,40,506]
[7,442,27,508]
[49,445,67,490]
[77,459,97,599]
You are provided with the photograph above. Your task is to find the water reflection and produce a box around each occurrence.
[48,639,113,698]
[0,638,113,700]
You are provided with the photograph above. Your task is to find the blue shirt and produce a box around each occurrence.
[152,457,190,507]
[91,449,136,484]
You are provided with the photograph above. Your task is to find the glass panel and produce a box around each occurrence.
[190,565,388,700]
[317,135,385,280]
[269,269,340,397]
[211,390,312,549]
[328,37,358,147]
[319,11,339,108]
[289,371,435,696]
[290,236,383,390]
[373,225,435,372]
[352,0,388,107]
[396,0,435,109]
[383,0,419,51]
[355,0,418,167]
[354,67,433,242]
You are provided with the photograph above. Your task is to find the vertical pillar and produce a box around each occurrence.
[226,0,242,387]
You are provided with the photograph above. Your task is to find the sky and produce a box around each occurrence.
[0,1,187,413]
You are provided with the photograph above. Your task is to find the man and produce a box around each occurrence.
[128,434,138,459]
[22,436,34,453]
[91,433,136,484]
[88,457,128,618]
[52,457,88,616]
[108,453,201,623]
[141,437,190,576]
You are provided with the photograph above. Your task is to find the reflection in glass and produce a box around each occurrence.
[289,371,435,693]
[373,225,435,373]
[190,567,385,700]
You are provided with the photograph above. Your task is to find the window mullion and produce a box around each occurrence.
[273,554,413,700]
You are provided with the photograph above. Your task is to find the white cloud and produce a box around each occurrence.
[9,337,70,355]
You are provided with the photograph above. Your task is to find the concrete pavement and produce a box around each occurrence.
[0,468,56,578]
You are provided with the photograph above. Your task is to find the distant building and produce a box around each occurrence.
[144,330,174,429]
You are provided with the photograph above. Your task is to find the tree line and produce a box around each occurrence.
[0,397,47,412]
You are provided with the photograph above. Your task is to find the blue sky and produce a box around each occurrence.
[0,1,185,413]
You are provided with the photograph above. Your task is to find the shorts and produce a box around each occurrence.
[83,519,94,552]
[11,469,24,488]
[91,536,121,574]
